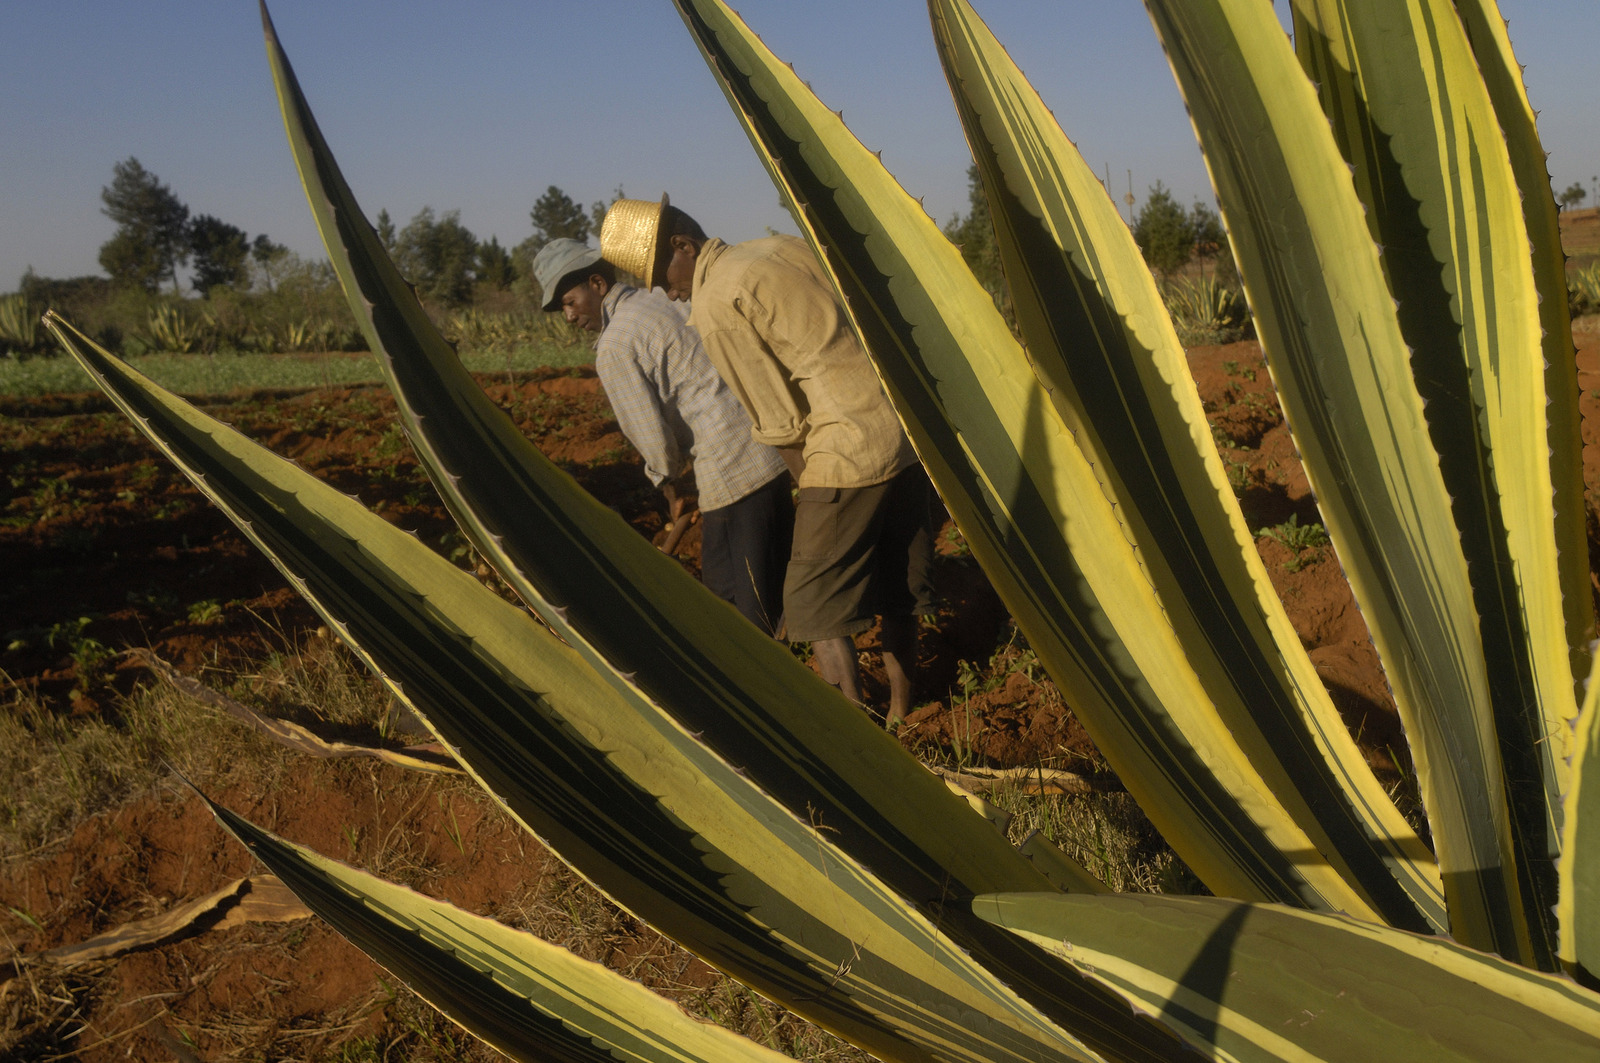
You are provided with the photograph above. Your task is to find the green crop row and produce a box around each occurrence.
[0,343,590,398]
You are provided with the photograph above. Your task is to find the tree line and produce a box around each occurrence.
[90,155,620,310]
[8,156,1249,359]
[370,184,622,307]
[943,164,1237,322]
[97,157,288,297]
[89,155,1243,317]
[3,159,637,357]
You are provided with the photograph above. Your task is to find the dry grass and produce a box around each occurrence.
[0,641,877,1062]
[0,673,239,865]
[0,628,1196,1061]
[0,624,1201,1061]
[993,784,1195,895]
[0,958,98,1060]
[942,739,1193,896]
[0,636,393,866]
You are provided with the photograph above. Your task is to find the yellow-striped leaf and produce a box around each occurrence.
[674,0,1396,921]
[928,0,1442,935]
[1452,0,1594,709]
[203,794,796,1063]
[1293,0,1570,970]
[1144,0,1531,963]
[1559,651,1600,981]
[976,891,1600,1062]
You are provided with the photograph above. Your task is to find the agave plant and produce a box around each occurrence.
[141,302,205,354]
[1573,263,1600,317]
[1161,275,1250,345]
[0,292,42,354]
[443,306,579,355]
[41,0,1600,1060]
[273,312,347,353]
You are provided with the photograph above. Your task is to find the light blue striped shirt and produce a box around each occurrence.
[595,283,787,512]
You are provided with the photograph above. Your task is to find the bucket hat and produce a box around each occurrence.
[531,238,602,311]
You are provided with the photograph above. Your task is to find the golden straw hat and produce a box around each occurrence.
[600,193,669,289]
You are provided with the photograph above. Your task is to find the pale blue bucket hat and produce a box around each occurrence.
[532,238,602,311]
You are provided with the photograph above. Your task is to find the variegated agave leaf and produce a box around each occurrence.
[202,793,798,1063]
[1559,652,1600,982]
[1451,0,1593,707]
[926,0,1442,935]
[1292,0,1573,970]
[974,891,1600,1063]
[1142,0,1543,964]
[670,0,1415,927]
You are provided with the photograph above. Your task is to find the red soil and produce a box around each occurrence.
[4,327,1599,1057]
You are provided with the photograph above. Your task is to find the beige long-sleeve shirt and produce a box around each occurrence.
[687,235,916,489]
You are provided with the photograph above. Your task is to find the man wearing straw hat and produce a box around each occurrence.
[601,196,934,729]
[530,237,792,636]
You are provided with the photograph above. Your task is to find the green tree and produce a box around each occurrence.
[944,163,1002,290]
[528,185,590,249]
[1559,182,1588,211]
[248,235,290,292]
[1187,199,1237,283]
[375,208,397,254]
[187,214,252,295]
[394,207,478,307]
[1133,182,1195,283]
[514,185,591,298]
[98,157,190,293]
[474,236,515,291]
[1188,200,1225,257]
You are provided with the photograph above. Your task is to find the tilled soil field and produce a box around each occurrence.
[4,333,1600,1059]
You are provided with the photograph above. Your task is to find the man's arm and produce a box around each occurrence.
[695,320,808,449]
[594,342,687,488]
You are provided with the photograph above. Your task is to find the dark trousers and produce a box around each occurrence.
[700,473,794,636]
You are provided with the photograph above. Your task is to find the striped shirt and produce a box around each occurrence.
[595,283,787,512]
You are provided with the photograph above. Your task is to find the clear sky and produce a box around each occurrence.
[3,2,1594,291]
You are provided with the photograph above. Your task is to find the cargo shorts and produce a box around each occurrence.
[781,464,937,643]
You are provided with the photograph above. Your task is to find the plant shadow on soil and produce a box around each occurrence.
[5,334,1600,1059]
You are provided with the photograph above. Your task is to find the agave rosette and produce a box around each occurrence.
[42,0,1600,1059]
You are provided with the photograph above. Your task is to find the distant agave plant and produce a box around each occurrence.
[443,307,575,355]
[0,292,41,354]
[1573,263,1600,316]
[273,314,344,353]
[43,0,1600,1060]
[1161,275,1251,345]
[141,303,203,354]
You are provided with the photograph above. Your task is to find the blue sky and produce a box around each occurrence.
[3,2,1594,290]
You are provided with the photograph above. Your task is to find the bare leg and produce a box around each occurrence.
[880,614,917,730]
[812,636,862,705]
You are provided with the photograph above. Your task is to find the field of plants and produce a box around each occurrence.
[12,0,1600,1059]
[7,319,1591,1059]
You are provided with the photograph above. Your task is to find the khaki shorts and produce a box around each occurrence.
[782,464,936,642]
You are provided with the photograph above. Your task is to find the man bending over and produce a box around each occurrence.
[600,197,934,728]
[532,238,792,635]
